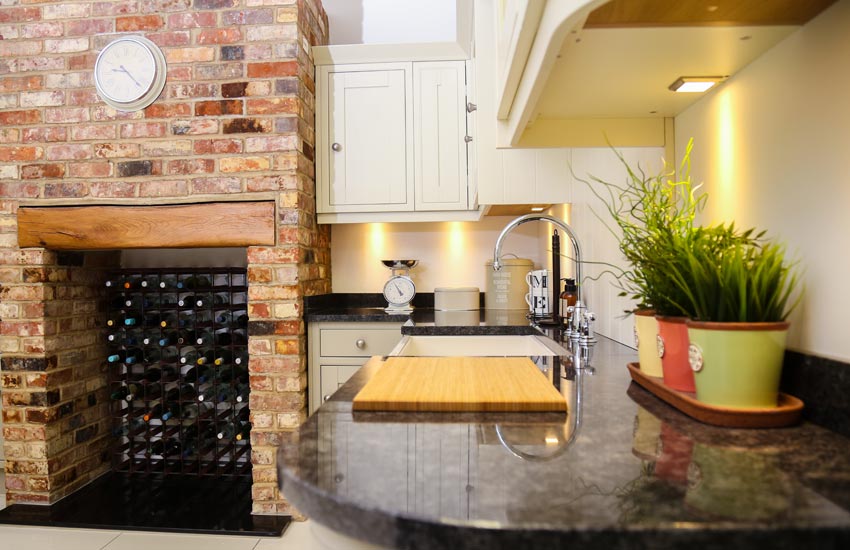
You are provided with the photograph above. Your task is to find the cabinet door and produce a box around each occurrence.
[319,63,414,213]
[319,364,362,405]
[413,61,469,211]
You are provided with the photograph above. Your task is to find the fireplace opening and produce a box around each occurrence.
[0,248,291,535]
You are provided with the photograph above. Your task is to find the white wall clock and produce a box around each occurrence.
[94,36,167,112]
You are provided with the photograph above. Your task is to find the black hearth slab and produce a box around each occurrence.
[0,472,289,537]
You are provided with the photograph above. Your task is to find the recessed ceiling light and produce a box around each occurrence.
[668,76,725,93]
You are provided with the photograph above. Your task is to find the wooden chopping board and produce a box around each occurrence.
[352,356,567,412]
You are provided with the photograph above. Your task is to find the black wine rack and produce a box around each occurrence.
[106,268,251,478]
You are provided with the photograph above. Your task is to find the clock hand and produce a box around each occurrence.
[114,65,142,87]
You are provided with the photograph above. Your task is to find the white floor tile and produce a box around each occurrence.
[103,531,260,550]
[0,525,122,550]
[257,521,320,550]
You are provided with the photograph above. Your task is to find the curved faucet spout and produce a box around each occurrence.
[492,214,583,306]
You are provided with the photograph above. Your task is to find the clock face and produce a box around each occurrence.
[383,275,416,306]
[94,36,166,111]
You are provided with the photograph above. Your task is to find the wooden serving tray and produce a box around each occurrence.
[353,356,567,413]
[627,363,804,428]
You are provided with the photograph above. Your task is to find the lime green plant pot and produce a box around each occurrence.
[686,321,789,408]
[634,310,663,377]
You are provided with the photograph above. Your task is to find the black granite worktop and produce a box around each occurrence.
[278,328,850,549]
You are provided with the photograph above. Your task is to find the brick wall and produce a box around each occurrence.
[0,0,330,513]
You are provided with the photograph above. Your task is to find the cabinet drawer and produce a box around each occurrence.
[319,328,402,357]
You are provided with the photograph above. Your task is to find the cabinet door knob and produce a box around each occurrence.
[355,338,366,350]
[331,142,342,152]
[323,394,332,402]
[466,102,477,113]
[464,135,473,143]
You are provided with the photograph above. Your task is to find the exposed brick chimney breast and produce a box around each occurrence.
[0,0,330,515]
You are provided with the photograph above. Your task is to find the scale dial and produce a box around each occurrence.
[383,275,416,310]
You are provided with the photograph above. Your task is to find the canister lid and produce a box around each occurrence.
[485,257,533,266]
[435,286,480,293]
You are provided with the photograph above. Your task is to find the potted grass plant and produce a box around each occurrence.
[664,227,801,408]
[579,139,706,387]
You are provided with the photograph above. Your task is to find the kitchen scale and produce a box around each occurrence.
[382,259,417,313]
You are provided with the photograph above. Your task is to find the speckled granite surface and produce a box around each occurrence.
[279,331,850,549]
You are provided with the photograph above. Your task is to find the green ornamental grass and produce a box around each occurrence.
[578,139,800,322]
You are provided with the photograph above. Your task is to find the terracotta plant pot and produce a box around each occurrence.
[634,310,663,377]
[656,316,695,392]
[686,320,790,408]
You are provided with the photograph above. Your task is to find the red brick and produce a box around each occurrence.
[69,52,97,70]
[44,183,87,198]
[194,100,243,117]
[250,391,304,411]
[193,139,242,154]
[66,19,113,35]
[246,98,299,115]
[90,181,136,197]
[120,122,166,139]
[220,156,270,173]
[0,7,40,23]
[166,12,217,28]
[189,176,241,193]
[0,147,43,162]
[0,75,42,93]
[0,110,41,125]
[45,144,91,161]
[68,90,99,106]
[0,41,42,57]
[94,143,140,159]
[20,22,63,38]
[92,1,139,16]
[144,103,192,118]
[70,125,117,141]
[116,15,163,31]
[146,31,191,47]
[165,158,215,175]
[44,107,90,124]
[171,119,219,135]
[21,164,65,180]
[167,83,217,99]
[22,127,68,143]
[165,47,215,64]
[139,180,188,197]
[166,66,193,81]
[248,285,300,301]
[68,162,112,178]
[249,303,271,319]
[245,135,297,153]
[247,61,297,78]
[197,28,242,44]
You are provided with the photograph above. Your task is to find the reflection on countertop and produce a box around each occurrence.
[279,334,850,549]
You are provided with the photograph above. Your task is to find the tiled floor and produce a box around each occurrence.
[0,471,324,550]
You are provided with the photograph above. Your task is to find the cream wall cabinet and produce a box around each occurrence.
[317,60,475,222]
[308,321,403,414]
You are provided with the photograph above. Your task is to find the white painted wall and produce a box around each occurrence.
[322,0,459,45]
[675,0,850,362]
[330,217,544,294]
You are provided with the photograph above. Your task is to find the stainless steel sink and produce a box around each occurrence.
[388,334,568,357]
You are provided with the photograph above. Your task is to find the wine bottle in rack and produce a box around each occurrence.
[235,423,251,442]
[143,346,179,364]
[160,401,181,421]
[214,310,249,328]
[216,422,238,440]
[181,401,214,420]
[110,385,132,401]
[183,275,211,289]
[194,330,215,346]
[142,403,163,422]
[233,349,249,366]
[139,275,160,289]
[179,347,199,365]
[159,276,184,290]
[107,348,142,364]
[182,364,211,384]
[235,383,250,403]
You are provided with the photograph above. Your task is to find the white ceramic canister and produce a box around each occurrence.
[434,286,480,311]
[484,257,534,310]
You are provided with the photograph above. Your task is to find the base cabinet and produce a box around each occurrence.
[308,321,403,415]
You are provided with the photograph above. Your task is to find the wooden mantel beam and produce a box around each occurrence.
[18,201,276,250]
